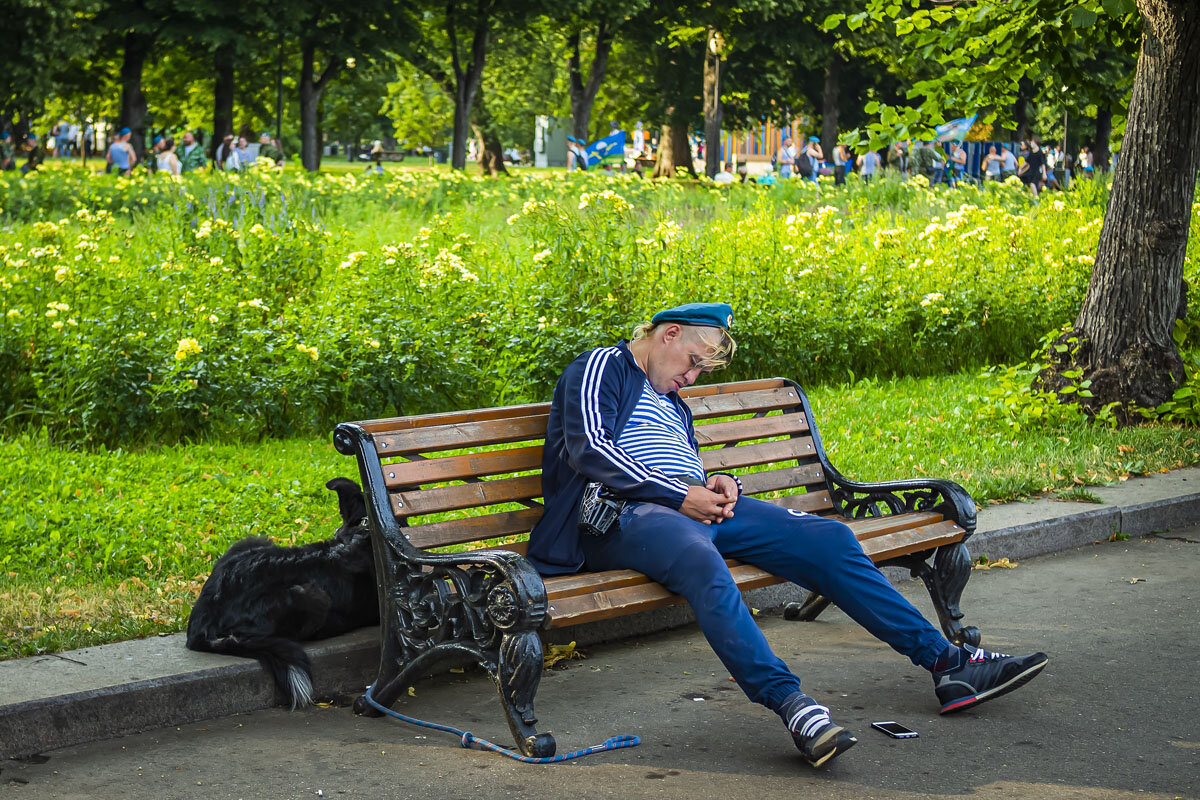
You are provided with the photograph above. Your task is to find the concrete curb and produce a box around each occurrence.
[3,469,1198,759]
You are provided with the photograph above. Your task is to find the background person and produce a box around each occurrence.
[156,137,181,176]
[106,127,136,175]
[774,137,796,180]
[857,147,881,182]
[258,132,283,166]
[0,132,15,170]
[1000,144,1018,180]
[178,130,206,173]
[20,133,44,174]
[803,136,823,183]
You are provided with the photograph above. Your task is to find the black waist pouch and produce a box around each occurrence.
[578,482,625,537]
[577,474,706,537]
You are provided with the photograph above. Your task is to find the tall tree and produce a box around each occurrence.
[567,23,614,143]
[274,1,407,170]
[0,0,101,135]
[835,0,1199,416]
[392,0,544,171]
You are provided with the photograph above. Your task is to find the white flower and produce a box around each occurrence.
[532,249,553,264]
[920,292,944,307]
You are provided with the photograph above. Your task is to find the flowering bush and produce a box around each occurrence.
[2,166,1197,445]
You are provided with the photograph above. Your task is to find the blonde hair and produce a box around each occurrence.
[631,321,737,370]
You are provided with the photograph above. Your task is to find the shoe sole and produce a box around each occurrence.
[939,657,1048,714]
[802,727,858,768]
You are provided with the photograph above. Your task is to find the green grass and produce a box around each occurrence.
[2,368,1196,660]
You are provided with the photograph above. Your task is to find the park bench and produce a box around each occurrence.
[333,377,980,757]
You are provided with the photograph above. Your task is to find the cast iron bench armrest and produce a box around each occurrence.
[826,473,977,540]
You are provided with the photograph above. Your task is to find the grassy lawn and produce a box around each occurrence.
[2,369,1195,660]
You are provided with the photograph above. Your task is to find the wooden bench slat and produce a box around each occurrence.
[393,474,542,517]
[685,387,803,419]
[678,378,787,398]
[452,510,948,557]
[741,465,828,495]
[384,445,544,488]
[701,437,819,471]
[859,521,965,559]
[376,415,550,457]
[843,511,945,539]
[406,508,544,549]
[694,412,809,445]
[358,402,549,433]
[356,378,788,436]
[545,520,966,627]
[540,511,948,600]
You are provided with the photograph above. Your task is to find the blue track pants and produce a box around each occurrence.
[580,496,953,711]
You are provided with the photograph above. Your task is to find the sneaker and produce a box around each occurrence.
[933,645,1048,714]
[778,692,857,767]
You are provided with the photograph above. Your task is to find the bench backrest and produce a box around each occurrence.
[334,378,834,555]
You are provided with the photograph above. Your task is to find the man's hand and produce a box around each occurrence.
[680,482,736,525]
[706,474,739,515]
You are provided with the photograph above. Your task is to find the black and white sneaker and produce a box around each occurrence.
[933,645,1048,714]
[778,691,857,767]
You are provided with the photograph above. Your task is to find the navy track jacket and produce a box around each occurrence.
[526,341,694,575]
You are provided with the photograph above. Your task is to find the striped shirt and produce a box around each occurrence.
[616,380,705,482]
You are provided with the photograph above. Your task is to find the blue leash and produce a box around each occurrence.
[362,683,641,764]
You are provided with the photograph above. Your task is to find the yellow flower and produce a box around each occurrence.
[5,309,19,318]
[295,343,319,361]
[174,338,202,361]
[210,257,223,266]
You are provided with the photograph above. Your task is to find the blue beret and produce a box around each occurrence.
[808,136,819,142]
[118,127,131,136]
[27,133,37,140]
[261,132,271,138]
[0,132,8,139]
[652,302,734,330]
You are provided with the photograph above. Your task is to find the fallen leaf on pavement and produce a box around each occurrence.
[544,640,585,668]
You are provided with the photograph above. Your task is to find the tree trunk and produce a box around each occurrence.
[119,31,154,161]
[820,53,842,164]
[1013,78,1033,142]
[653,120,695,178]
[1094,105,1113,170]
[568,23,614,143]
[702,28,722,179]
[212,42,235,160]
[1037,0,1200,418]
[472,97,508,177]
[448,12,489,171]
[299,42,340,172]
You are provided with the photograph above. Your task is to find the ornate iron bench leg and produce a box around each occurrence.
[352,631,413,717]
[491,630,556,758]
[914,541,981,648]
[783,592,833,621]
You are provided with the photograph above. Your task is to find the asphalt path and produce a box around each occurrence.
[4,532,1197,800]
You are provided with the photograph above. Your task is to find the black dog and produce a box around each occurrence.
[186,477,379,707]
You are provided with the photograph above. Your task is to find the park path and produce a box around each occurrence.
[4,532,1197,799]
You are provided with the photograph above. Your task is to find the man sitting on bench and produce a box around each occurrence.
[526,302,1048,768]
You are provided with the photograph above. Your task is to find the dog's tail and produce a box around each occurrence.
[209,635,315,709]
